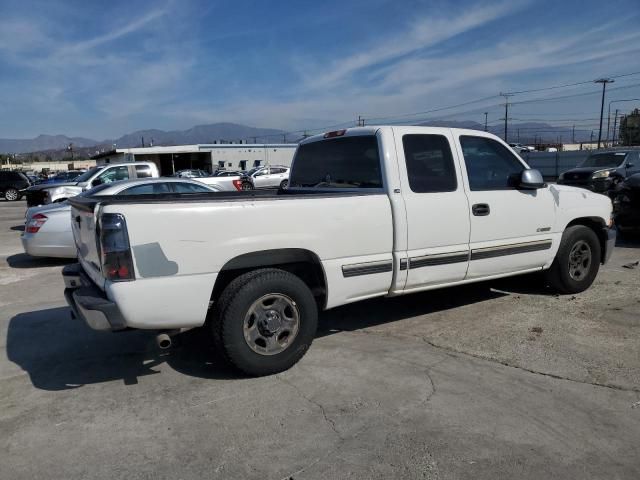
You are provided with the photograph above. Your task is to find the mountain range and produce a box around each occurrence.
[1,120,598,156]
[0,123,286,154]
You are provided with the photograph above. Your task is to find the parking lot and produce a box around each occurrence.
[0,199,639,479]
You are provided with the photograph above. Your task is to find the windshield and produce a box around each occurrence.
[75,166,104,183]
[580,153,626,169]
[289,135,382,189]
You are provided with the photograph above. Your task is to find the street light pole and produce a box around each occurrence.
[484,112,488,132]
[612,109,619,146]
[594,78,614,149]
[499,92,513,142]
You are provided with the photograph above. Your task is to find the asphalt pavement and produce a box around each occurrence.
[1,199,639,479]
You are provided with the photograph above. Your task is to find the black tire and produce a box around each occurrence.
[211,268,318,376]
[4,188,20,201]
[241,181,253,191]
[545,225,601,294]
[280,180,288,189]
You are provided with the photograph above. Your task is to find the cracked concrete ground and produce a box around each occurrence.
[1,200,639,479]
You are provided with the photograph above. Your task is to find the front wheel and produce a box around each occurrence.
[4,188,20,201]
[545,225,601,294]
[211,269,318,376]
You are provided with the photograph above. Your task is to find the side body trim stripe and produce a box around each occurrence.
[343,240,552,278]
[342,260,393,278]
[470,240,552,261]
[409,251,469,269]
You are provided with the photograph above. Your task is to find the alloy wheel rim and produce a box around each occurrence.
[243,293,300,356]
[6,189,18,200]
[568,240,591,281]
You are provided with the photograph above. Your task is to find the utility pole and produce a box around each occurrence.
[484,112,488,132]
[572,125,575,143]
[594,78,614,149]
[141,136,144,148]
[499,92,513,142]
[357,115,365,127]
[590,130,594,144]
[612,109,619,146]
[517,128,520,143]
[282,134,286,143]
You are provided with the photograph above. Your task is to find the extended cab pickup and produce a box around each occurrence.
[64,127,616,375]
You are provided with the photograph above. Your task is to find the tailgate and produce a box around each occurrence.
[70,201,105,289]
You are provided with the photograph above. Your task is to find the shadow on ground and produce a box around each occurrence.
[6,282,518,390]
[6,253,75,269]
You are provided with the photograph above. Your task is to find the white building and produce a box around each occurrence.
[92,144,298,175]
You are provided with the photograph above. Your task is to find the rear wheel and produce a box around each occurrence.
[241,181,253,191]
[545,225,601,294]
[280,180,288,189]
[211,269,317,376]
[4,188,20,201]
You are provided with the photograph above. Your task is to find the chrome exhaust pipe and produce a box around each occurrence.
[156,332,172,350]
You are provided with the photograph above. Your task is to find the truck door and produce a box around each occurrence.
[454,133,556,279]
[394,128,471,291]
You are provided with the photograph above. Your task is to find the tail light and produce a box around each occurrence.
[26,213,47,233]
[99,213,135,282]
[232,179,243,191]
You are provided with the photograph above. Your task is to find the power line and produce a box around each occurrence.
[502,71,640,95]
[249,73,640,142]
[365,94,500,123]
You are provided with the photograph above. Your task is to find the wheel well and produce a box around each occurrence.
[565,217,607,262]
[211,249,327,308]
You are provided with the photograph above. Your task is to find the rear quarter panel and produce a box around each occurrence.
[102,194,394,328]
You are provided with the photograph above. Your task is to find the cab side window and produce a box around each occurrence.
[460,136,525,191]
[403,134,457,193]
[94,165,130,185]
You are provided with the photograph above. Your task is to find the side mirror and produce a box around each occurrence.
[519,169,546,189]
[91,178,102,187]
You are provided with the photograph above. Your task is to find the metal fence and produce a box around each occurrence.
[521,151,590,179]
[522,147,640,180]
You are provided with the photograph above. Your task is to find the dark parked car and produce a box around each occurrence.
[613,173,640,233]
[557,150,640,193]
[0,170,31,201]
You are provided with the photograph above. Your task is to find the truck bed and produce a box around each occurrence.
[68,188,382,212]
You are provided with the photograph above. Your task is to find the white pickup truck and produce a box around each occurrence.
[64,127,615,376]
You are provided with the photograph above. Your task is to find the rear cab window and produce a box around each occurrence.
[289,135,382,189]
[402,134,457,193]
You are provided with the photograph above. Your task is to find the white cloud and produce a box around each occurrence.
[302,0,527,90]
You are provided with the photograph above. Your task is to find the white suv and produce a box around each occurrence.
[249,166,290,189]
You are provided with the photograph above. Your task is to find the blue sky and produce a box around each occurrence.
[1,0,640,139]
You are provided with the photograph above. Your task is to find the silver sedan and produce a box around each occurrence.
[21,178,221,258]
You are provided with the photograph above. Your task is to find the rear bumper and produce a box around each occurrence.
[63,263,127,331]
[602,227,616,264]
[25,189,48,207]
[21,232,77,258]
